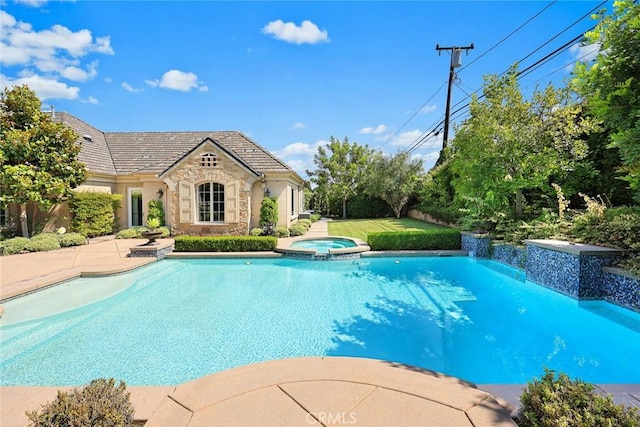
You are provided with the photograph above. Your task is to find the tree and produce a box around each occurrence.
[0,85,88,237]
[363,151,423,218]
[449,66,596,219]
[572,0,640,202]
[307,136,373,219]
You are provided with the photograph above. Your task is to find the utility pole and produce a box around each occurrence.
[436,43,474,152]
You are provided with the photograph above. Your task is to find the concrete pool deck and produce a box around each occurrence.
[1,220,639,425]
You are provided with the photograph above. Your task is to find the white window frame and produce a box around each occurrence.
[197,182,225,223]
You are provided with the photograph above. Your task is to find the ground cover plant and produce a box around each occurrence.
[518,369,640,427]
[26,378,134,427]
[328,218,445,241]
[0,231,86,255]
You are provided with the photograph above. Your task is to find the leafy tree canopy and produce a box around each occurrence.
[572,0,640,200]
[1,85,88,236]
[363,151,423,218]
[449,66,597,218]
[307,136,373,219]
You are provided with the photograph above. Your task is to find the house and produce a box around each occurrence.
[6,112,305,235]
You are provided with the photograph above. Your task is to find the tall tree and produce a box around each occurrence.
[450,66,596,218]
[363,151,423,218]
[0,85,88,236]
[307,136,373,219]
[572,0,640,202]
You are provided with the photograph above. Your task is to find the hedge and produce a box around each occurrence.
[367,229,461,251]
[174,235,277,252]
[70,192,122,237]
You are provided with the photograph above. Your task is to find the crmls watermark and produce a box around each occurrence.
[306,412,357,425]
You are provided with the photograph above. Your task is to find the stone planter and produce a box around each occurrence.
[140,231,162,244]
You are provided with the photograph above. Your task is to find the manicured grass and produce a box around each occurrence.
[327,217,446,241]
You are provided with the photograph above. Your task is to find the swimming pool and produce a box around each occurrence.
[1,257,638,386]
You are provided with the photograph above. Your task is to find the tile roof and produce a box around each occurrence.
[55,113,296,178]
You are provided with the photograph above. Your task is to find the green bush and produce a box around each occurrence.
[289,224,307,237]
[70,192,122,237]
[367,229,461,251]
[310,213,321,222]
[59,233,87,247]
[26,378,134,427]
[250,227,263,236]
[115,228,144,239]
[147,199,165,226]
[274,226,290,238]
[518,369,640,427]
[297,219,312,229]
[0,236,30,255]
[174,235,277,252]
[260,196,278,227]
[25,233,61,252]
[158,226,171,238]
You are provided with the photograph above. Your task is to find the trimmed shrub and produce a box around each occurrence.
[310,213,321,222]
[70,192,122,237]
[59,233,87,247]
[147,199,165,226]
[26,378,134,427]
[158,226,171,238]
[25,233,61,252]
[289,224,307,237]
[250,227,263,236]
[174,235,277,252]
[518,369,640,427]
[274,226,290,238]
[0,236,30,255]
[115,228,145,239]
[260,196,278,227]
[297,219,312,229]
[367,229,460,251]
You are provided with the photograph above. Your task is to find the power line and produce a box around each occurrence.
[376,80,448,151]
[459,0,558,73]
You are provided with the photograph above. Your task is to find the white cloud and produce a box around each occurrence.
[262,19,329,45]
[146,70,207,92]
[290,122,306,130]
[0,10,112,102]
[14,0,48,7]
[360,124,387,135]
[0,73,79,100]
[389,129,424,147]
[570,42,600,64]
[85,96,98,105]
[275,141,318,158]
[420,105,437,114]
[121,82,142,93]
[104,77,112,83]
[411,150,440,171]
[273,140,327,178]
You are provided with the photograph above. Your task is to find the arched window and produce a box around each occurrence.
[200,153,218,167]
[198,182,225,222]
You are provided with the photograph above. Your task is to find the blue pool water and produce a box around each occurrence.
[289,238,357,253]
[1,257,638,386]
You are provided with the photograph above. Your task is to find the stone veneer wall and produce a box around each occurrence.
[165,146,253,236]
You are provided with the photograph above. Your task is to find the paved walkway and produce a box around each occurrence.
[1,221,637,425]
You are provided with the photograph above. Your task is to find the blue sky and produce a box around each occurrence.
[1,0,608,178]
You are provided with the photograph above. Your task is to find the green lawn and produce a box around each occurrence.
[327,217,446,241]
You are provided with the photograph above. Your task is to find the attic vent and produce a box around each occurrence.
[201,152,218,167]
[141,155,152,159]
[244,149,255,153]
[82,135,92,141]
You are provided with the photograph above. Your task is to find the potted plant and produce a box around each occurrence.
[140,218,162,244]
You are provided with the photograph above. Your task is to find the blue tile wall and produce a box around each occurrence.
[461,232,492,258]
[491,244,526,270]
[602,270,640,312]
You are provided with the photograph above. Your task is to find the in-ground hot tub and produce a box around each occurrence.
[277,237,370,260]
